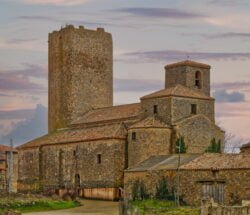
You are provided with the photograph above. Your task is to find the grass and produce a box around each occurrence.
[131,199,199,215]
[0,200,80,213]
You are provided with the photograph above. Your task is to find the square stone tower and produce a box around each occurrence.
[48,25,113,133]
[165,60,211,96]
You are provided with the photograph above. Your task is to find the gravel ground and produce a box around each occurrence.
[26,199,119,215]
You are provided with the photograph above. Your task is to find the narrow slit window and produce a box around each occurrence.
[97,154,101,164]
[191,104,197,114]
[132,132,136,140]
[153,105,158,114]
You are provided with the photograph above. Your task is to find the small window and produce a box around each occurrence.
[153,105,158,114]
[73,150,76,157]
[97,154,101,164]
[191,104,197,114]
[132,132,136,140]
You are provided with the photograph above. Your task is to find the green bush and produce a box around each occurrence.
[155,177,175,201]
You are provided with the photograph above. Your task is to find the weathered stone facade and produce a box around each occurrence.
[48,25,113,133]
[124,153,250,206]
[18,25,227,201]
[0,145,18,193]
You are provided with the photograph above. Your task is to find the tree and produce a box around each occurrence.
[175,136,187,153]
[155,177,175,200]
[131,180,149,200]
[205,138,222,153]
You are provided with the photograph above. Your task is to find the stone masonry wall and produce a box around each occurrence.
[141,97,172,125]
[165,65,210,96]
[48,25,113,133]
[174,115,224,153]
[124,169,250,206]
[18,148,40,192]
[6,152,18,192]
[127,128,172,168]
[40,139,126,191]
[171,97,215,123]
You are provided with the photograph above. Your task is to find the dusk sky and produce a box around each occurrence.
[0,0,250,150]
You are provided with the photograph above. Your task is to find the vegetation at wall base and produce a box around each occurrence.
[131,199,199,215]
[155,177,175,201]
[0,200,80,213]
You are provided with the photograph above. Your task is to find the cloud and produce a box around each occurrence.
[21,0,89,6]
[0,109,35,120]
[120,50,250,63]
[208,0,249,7]
[0,104,48,146]
[213,89,245,103]
[212,81,250,91]
[114,78,163,92]
[0,76,43,90]
[0,64,47,91]
[0,63,47,79]
[113,7,206,19]
[0,37,46,52]
[200,32,250,39]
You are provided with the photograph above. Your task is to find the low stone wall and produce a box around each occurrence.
[201,199,250,215]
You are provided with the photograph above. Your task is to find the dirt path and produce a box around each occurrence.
[26,199,119,215]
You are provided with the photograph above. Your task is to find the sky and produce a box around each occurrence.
[0,0,250,150]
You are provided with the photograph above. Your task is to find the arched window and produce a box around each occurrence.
[195,71,202,89]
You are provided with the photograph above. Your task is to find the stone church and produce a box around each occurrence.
[18,25,230,201]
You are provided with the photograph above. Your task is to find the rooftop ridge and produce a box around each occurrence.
[165,60,211,69]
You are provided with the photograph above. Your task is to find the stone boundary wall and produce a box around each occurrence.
[201,199,250,215]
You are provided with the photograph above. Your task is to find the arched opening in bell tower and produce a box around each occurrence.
[195,71,202,89]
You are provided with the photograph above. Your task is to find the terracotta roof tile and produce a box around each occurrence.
[129,116,170,129]
[180,153,250,170]
[141,85,213,100]
[18,123,127,149]
[71,103,141,125]
[165,60,211,69]
[0,145,17,153]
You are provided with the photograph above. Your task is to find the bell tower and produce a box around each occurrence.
[165,60,211,96]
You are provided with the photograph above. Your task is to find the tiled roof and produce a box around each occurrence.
[180,153,250,170]
[141,85,213,100]
[241,142,250,149]
[0,145,17,153]
[129,116,170,129]
[18,123,127,149]
[71,103,141,125]
[165,60,211,69]
[126,154,200,172]
[126,155,170,172]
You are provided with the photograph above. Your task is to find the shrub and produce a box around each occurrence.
[175,136,187,153]
[155,177,175,201]
[205,138,221,153]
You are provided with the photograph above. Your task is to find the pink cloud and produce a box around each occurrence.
[22,0,89,5]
